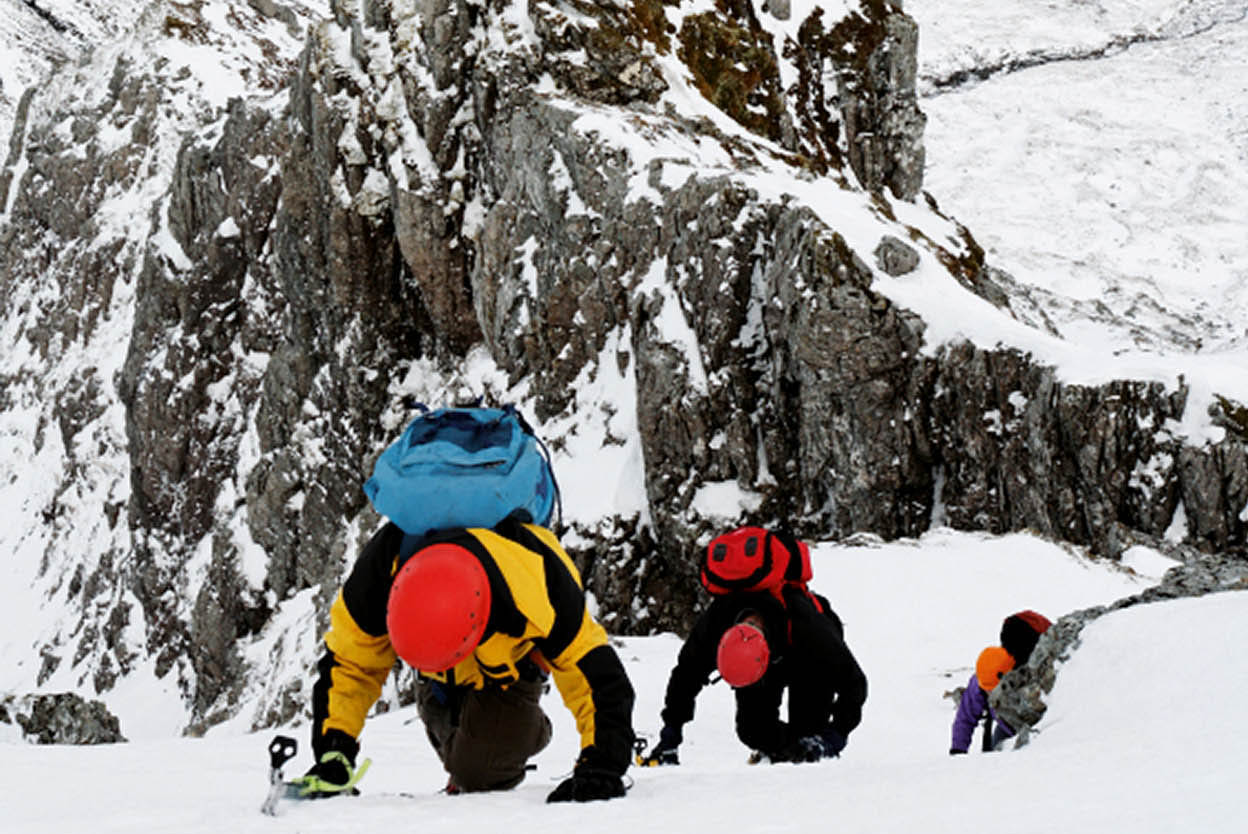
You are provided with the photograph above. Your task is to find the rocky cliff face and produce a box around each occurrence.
[0,0,1244,734]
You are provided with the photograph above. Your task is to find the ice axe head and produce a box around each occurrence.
[268,735,298,770]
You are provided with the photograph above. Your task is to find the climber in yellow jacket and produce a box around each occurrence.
[302,517,635,802]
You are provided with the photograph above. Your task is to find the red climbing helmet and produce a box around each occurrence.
[386,543,491,673]
[717,622,770,687]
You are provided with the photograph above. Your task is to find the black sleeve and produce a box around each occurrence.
[308,522,405,759]
[732,675,788,754]
[310,651,363,761]
[827,649,867,738]
[576,644,636,774]
[659,606,723,732]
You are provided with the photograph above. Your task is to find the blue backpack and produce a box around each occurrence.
[363,405,560,536]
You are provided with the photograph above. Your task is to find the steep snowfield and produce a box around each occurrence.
[0,0,129,141]
[2,532,1244,833]
[910,0,1248,441]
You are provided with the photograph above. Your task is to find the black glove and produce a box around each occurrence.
[637,725,681,766]
[297,732,370,798]
[819,729,847,758]
[547,747,627,803]
[293,751,371,797]
[775,736,824,763]
[773,730,847,764]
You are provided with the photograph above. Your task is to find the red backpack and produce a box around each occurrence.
[700,526,818,608]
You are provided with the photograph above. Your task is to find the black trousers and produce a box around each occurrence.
[416,677,553,792]
[734,673,833,755]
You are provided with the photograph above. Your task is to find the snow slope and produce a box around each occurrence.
[2,531,1244,833]
[910,0,1248,440]
[0,0,129,142]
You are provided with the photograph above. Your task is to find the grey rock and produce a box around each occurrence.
[2,692,126,745]
[827,0,927,199]
[764,0,792,21]
[874,235,920,276]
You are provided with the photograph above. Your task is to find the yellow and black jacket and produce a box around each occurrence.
[311,518,635,774]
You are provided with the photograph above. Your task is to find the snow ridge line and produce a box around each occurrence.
[921,5,1248,95]
[19,0,85,41]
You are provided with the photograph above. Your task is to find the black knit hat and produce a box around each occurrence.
[1000,610,1052,665]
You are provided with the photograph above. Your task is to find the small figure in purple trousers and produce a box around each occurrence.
[950,610,1052,754]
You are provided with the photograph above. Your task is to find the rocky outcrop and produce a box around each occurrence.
[927,346,1248,558]
[1,693,126,744]
[0,0,1243,736]
[677,0,925,197]
[820,0,926,198]
[0,1,339,725]
[991,549,1248,739]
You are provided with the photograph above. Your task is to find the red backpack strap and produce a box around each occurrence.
[769,530,812,585]
[768,531,819,611]
[802,586,824,614]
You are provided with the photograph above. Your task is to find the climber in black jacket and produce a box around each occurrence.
[641,585,867,765]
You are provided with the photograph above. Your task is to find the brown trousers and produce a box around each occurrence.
[416,678,553,792]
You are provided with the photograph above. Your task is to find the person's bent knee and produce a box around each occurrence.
[444,746,527,792]
[735,717,775,753]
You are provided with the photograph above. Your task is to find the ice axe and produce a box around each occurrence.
[260,734,298,816]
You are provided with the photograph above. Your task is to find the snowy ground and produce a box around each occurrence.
[912,0,1248,381]
[0,0,125,141]
[3,530,1245,832]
